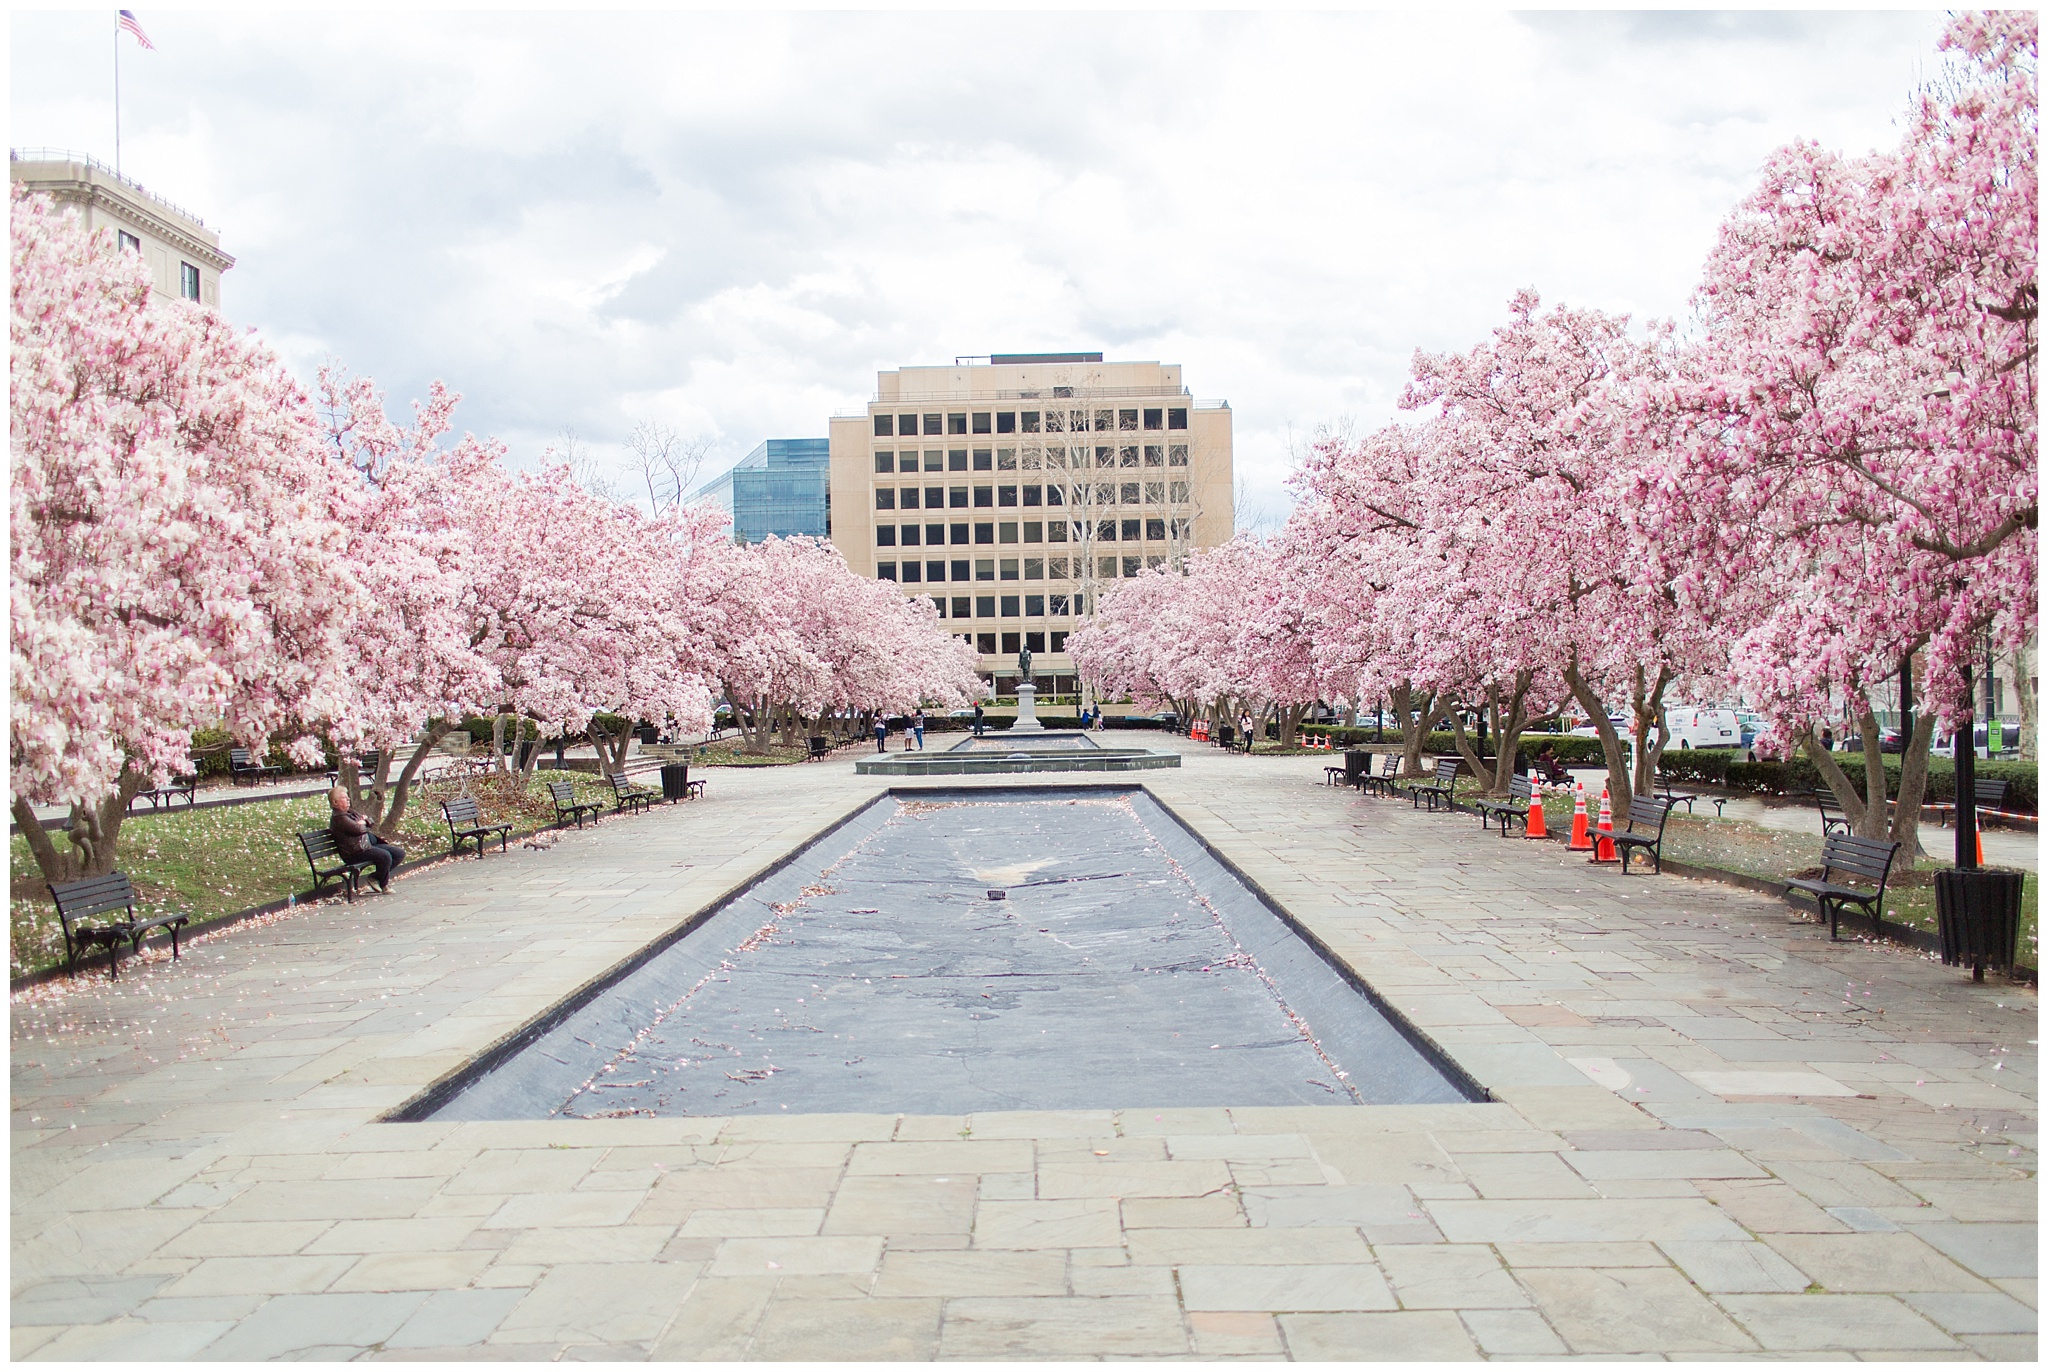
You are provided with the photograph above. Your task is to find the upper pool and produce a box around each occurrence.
[409,786,1478,1120]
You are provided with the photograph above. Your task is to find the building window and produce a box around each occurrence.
[1171,481,1189,502]
[1145,482,1164,505]
[1119,408,1139,431]
[922,414,941,435]
[1021,446,1042,471]
[874,451,894,473]
[1002,631,1021,654]
[948,487,968,509]
[949,450,969,472]
[1097,520,1117,541]
[931,597,945,618]
[1121,519,1141,541]
[1050,594,1070,615]
[953,597,972,618]
[1051,630,1068,653]
[1168,408,1188,430]
[1050,558,1070,580]
[1045,485,1064,506]
[1024,558,1044,580]
[999,522,1018,544]
[927,560,947,582]
[1144,446,1164,467]
[1047,521,1066,542]
[973,486,993,508]
[878,562,897,581]
[925,485,944,508]
[972,412,992,434]
[899,487,920,510]
[977,633,998,654]
[1146,518,1167,541]
[996,596,1017,618]
[877,526,896,546]
[875,489,895,510]
[900,562,921,583]
[1044,410,1064,433]
[1000,559,1019,580]
[900,525,921,546]
[1095,410,1114,431]
[975,559,995,581]
[1120,446,1140,468]
[952,559,971,581]
[974,523,995,545]
[924,450,943,471]
[1022,485,1041,507]
[1023,522,1042,544]
[1025,629,1045,651]
[973,449,993,471]
[1123,556,1142,577]
[117,229,141,253]
[1169,445,1189,466]
[998,485,1017,507]
[951,523,970,545]
[1025,597,1045,619]
[1171,518,1191,539]
[874,415,894,437]
[1147,555,1165,571]
[948,413,968,435]
[976,596,996,618]
[1143,408,1163,430]
[927,522,947,545]
[1096,445,1114,467]
[1097,482,1117,504]
[1099,557,1119,578]
[995,411,1016,434]
[1121,482,1140,504]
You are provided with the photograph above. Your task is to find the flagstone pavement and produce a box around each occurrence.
[11,737,2036,1360]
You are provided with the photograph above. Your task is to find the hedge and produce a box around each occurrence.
[1657,748,2036,814]
[1301,727,1609,763]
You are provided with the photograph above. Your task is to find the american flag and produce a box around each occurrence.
[118,10,155,50]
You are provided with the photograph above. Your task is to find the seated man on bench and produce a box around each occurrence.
[328,787,406,893]
[1532,743,1572,786]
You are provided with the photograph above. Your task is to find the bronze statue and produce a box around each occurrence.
[1018,645,1032,683]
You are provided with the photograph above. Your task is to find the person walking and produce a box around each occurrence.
[874,716,889,752]
[328,787,405,893]
[913,709,926,751]
[1239,710,1255,752]
[972,703,985,737]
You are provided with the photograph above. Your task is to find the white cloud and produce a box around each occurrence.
[11,8,1947,514]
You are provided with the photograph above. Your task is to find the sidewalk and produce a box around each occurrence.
[11,739,2035,1360]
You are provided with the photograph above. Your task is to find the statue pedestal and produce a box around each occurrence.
[1011,684,1046,733]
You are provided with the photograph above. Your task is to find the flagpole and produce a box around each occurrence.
[114,10,122,175]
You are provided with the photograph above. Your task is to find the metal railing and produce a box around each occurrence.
[11,147,209,228]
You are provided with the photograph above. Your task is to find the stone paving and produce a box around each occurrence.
[10,738,2037,1360]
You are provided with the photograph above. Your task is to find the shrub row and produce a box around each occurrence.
[1657,748,2036,813]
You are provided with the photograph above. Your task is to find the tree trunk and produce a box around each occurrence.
[491,711,510,775]
[1628,664,1675,807]
[1276,701,1308,748]
[588,717,633,775]
[1562,659,1632,815]
[2014,643,2036,761]
[1447,672,1535,796]
[1801,723,1872,833]
[13,770,148,884]
[1391,681,1435,778]
[1888,712,1938,863]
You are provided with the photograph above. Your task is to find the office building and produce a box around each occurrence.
[692,438,831,543]
[10,148,232,309]
[829,353,1234,697]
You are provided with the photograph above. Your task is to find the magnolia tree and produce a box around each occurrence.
[11,188,363,880]
[712,537,980,752]
[1637,10,2036,853]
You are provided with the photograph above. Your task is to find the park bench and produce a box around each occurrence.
[807,736,831,762]
[1930,778,2013,827]
[1784,832,1902,941]
[606,771,663,815]
[47,873,189,979]
[1403,757,1462,813]
[297,829,378,902]
[547,780,603,829]
[229,747,283,786]
[1360,753,1403,797]
[1475,774,1535,836]
[1609,796,1677,875]
[326,750,383,789]
[1654,770,1701,814]
[441,795,511,858]
[1807,789,1855,837]
[129,771,198,813]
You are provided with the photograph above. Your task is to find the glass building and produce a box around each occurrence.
[692,438,831,543]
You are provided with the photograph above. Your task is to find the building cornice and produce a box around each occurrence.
[12,164,234,272]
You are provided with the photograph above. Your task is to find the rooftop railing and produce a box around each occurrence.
[11,147,209,229]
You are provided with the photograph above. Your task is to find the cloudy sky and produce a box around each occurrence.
[13,6,1948,522]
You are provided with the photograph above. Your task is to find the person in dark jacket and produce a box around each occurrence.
[329,787,405,892]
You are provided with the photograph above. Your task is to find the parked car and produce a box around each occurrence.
[1663,706,1741,750]
[1568,714,1631,740]
[1841,727,1905,754]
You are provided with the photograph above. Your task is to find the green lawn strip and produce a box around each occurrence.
[690,740,813,766]
[10,771,619,979]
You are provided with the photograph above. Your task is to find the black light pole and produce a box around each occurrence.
[1899,653,1913,749]
[1955,665,1978,872]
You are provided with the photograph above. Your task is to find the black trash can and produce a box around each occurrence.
[637,725,661,745]
[1344,749,1369,786]
[1935,868,2024,980]
[659,763,692,802]
[1217,726,1235,749]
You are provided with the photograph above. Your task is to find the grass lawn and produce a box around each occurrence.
[10,771,619,979]
[690,740,817,766]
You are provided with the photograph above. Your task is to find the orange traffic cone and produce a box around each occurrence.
[1525,786,1548,839]
[1591,786,1618,863]
[1567,781,1592,851]
[1976,829,1986,865]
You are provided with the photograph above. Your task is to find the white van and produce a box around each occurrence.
[1663,706,1741,749]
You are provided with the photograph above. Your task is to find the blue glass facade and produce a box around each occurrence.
[692,438,831,543]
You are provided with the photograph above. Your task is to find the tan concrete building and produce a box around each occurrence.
[830,353,1233,698]
[10,148,232,309]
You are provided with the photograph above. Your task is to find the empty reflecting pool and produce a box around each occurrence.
[415,787,1477,1120]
